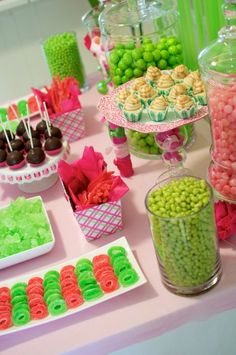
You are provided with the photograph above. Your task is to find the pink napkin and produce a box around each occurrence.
[58,147,129,211]
[215,201,236,240]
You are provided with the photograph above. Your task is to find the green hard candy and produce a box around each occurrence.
[0,197,53,259]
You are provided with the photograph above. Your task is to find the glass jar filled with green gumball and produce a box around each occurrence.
[126,124,194,160]
[43,32,88,91]
[99,1,183,86]
[145,176,222,295]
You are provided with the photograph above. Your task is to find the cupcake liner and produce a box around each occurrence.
[174,105,197,119]
[124,109,142,122]
[140,96,156,108]
[148,108,168,122]
[158,88,171,96]
[146,79,158,88]
[195,94,207,106]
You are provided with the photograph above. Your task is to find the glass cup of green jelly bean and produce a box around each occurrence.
[145,176,222,295]
[42,31,88,91]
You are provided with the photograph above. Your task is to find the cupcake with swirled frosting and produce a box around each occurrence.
[157,74,174,95]
[145,66,161,87]
[189,70,201,81]
[116,89,131,108]
[168,84,187,103]
[192,80,207,105]
[172,64,189,82]
[174,95,197,119]
[148,96,168,122]
[138,84,157,106]
[130,77,147,93]
[123,95,143,122]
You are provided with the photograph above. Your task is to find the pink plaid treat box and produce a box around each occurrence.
[61,180,123,241]
[50,108,85,143]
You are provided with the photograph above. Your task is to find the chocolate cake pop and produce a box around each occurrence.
[23,129,40,142]
[7,139,25,153]
[44,137,62,156]
[16,121,30,137]
[36,120,47,135]
[6,151,25,169]
[0,149,7,167]
[0,139,5,150]
[0,130,15,143]
[44,126,62,139]
[25,138,42,152]
[26,147,46,166]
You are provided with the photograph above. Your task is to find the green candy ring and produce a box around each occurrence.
[12,308,30,326]
[107,246,126,258]
[118,269,139,287]
[48,298,67,316]
[82,287,103,301]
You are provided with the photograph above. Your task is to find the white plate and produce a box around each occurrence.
[0,196,55,269]
[0,237,147,336]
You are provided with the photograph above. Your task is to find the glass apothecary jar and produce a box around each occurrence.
[42,32,88,91]
[145,176,222,295]
[99,1,183,87]
[198,13,236,200]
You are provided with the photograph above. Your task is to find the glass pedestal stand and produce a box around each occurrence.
[98,86,208,179]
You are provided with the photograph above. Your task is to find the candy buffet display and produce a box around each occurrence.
[145,176,222,295]
[0,237,146,334]
[199,8,236,202]
[42,32,87,91]
[58,146,129,241]
[0,197,55,269]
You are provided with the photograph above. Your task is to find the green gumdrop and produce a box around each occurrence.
[97,81,108,94]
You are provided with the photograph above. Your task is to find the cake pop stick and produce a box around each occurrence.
[10,104,18,119]
[0,122,12,152]
[35,95,43,120]
[43,102,51,136]
[6,115,14,139]
[26,105,34,149]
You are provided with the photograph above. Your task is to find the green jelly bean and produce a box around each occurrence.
[146,176,221,289]
[119,269,139,287]
[48,298,67,316]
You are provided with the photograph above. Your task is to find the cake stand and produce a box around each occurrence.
[0,141,69,193]
[98,81,208,180]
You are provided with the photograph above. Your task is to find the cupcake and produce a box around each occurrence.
[157,74,174,95]
[168,84,187,103]
[145,66,161,87]
[130,77,147,93]
[123,95,143,122]
[189,70,201,81]
[192,80,207,105]
[172,64,189,82]
[116,89,131,109]
[138,84,156,107]
[183,75,195,90]
[148,96,168,122]
[174,95,197,119]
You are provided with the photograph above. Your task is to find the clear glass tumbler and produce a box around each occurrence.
[145,176,222,295]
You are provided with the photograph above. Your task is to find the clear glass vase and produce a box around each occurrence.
[145,175,222,295]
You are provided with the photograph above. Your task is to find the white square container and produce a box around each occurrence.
[0,196,55,269]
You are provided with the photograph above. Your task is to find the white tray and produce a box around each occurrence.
[0,196,55,269]
[0,237,147,336]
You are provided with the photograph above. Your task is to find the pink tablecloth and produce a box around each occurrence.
[1,74,236,355]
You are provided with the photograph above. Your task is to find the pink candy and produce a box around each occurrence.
[207,81,236,200]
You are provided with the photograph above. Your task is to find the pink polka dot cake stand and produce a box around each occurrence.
[98,82,208,180]
[0,141,69,193]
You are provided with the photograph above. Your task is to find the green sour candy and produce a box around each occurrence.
[82,286,103,301]
[107,246,126,258]
[12,307,30,326]
[119,269,139,287]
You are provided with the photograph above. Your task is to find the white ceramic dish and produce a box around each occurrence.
[0,197,55,269]
[0,237,147,336]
